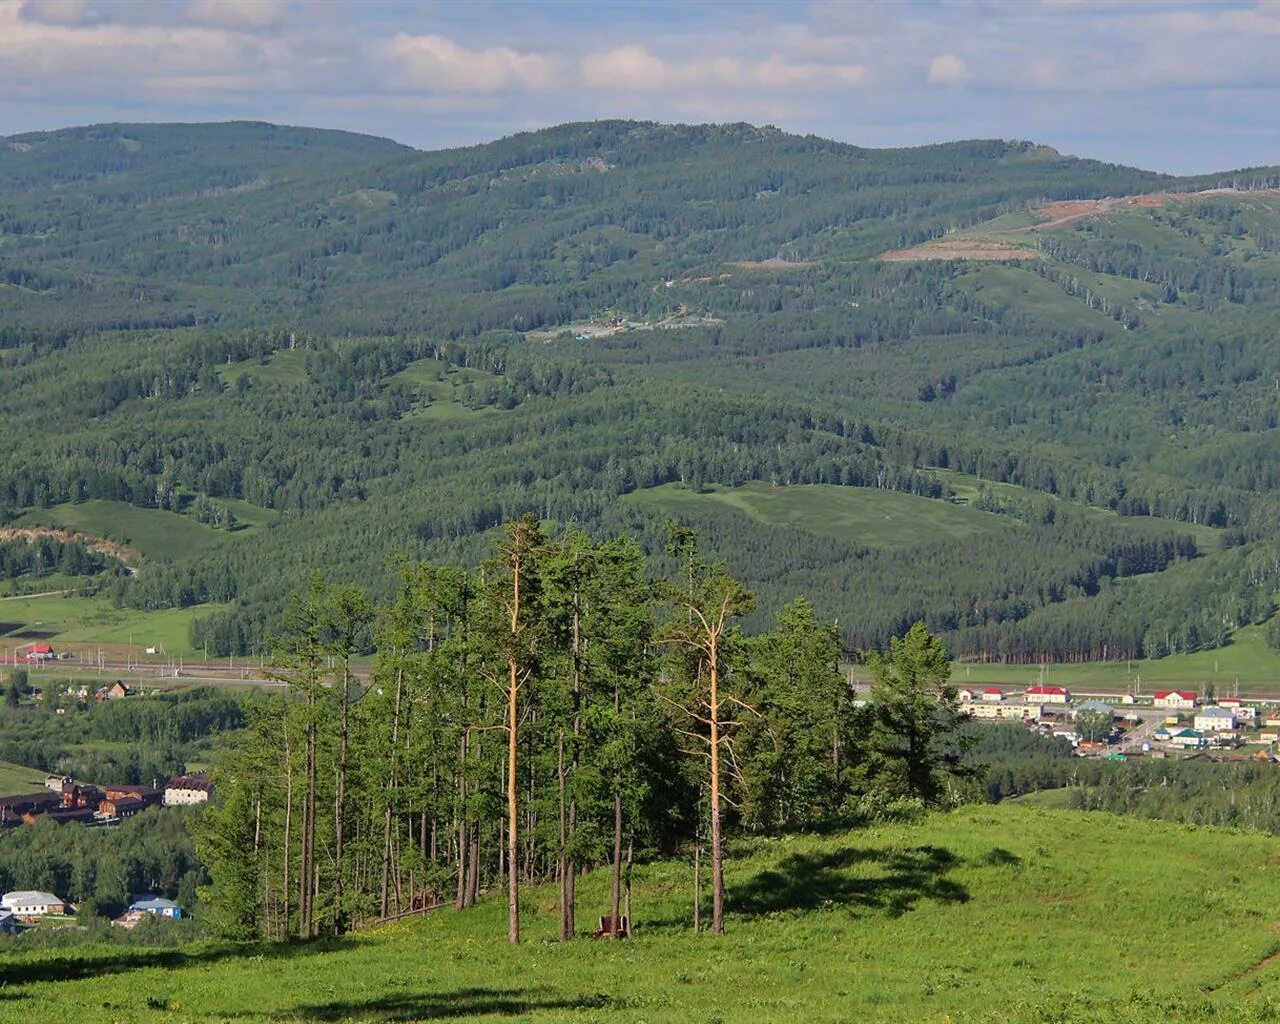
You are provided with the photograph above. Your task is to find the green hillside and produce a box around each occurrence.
[626,482,1011,547]
[7,806,1280,1022]
[2,120,1280,665]
[0,758,48,793]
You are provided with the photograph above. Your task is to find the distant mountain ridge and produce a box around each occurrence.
[3,118,1274,334]
[3,119,1280,664]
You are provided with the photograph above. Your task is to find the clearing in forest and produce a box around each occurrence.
[626,482,1009,548]
[881,186,1280,262]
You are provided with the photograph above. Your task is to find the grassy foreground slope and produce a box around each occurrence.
[9,806,1280,1023]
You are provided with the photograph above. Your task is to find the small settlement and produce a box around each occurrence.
[0,889,186,933]
[959,684,1277,760]
[0,774,212,828]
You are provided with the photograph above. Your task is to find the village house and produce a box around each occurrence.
[60,780,102,808]
[1025,685,1070,705]
[1169,728,1209,749]
[0,791,61,826]
[957,688,976,703]
[1194,706,1238,733]
[28,807,96,825]
[980,687,1004,703]
[103,784,162,808]
[128,895,183,920]
[1,890,67,917]
[20,643,55,662]
[163,776,214,806]
[105,681,130,700]
[965,702,1035,721]
[97,795,146,820]
[1153,690,1198,710]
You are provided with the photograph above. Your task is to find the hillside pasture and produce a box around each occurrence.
[950,622,1280,694]
[0,758,50,794]
[14,500,243,562]
[5,806,1280,1022]
[626,482,1010,549]
[0,594,227,659]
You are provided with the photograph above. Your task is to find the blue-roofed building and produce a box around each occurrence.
[128,895,183,919]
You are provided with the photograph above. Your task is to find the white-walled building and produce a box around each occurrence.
[2,891,66,916]
[966,702,1036,721]
[1194,706,1238,733]
[163,776,214,806]
[1025,685,1070,705]
[1154,690,1198,710]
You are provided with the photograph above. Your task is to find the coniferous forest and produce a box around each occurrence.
[3,120,1280,668]
[198,518,966,941]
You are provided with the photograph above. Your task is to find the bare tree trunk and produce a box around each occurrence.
[709,637,725,935]
[610,676,622,931]
[282,731,293,939]
[334,656,350,934]
[380,666,404,919]
[466,821,480,907]
[507,653,520,944]
[557,730,569,941]
[565,577,581,939]
[455,729,469,911]
[300,702,317,938]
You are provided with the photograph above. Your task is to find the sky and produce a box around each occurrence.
[1,0,1278,174]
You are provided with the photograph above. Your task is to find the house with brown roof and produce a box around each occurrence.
[163,776,214,806]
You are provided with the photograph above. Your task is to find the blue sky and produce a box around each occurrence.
[1,0,1278,174]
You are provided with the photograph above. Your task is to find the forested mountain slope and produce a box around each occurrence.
[2,119,1280,662]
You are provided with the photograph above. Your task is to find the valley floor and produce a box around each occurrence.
[7,806,1280,1022]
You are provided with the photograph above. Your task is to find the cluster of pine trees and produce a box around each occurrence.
[200,518,968,941]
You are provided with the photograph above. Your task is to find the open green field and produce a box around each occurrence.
[390,360,508,423]
[14,499,251,562]
[0,758,48,793]
[626,482,1010,548]
[0,593,227,658]
[951,623,1280,694]
[215,349,308,386]
[935,468,1224,545]
[6,805,1280,1022]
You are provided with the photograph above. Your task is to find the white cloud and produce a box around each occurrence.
[580,45,864,94]
[927,54,970,85]
[384,33,556,93]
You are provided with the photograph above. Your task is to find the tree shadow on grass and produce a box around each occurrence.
[246,988,610,1022]
[725,844,970,921]
[0,935,363,988]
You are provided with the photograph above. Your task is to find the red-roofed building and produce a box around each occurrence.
[1025,685,1070,704]
[22,643,54,662]
[980,687,1004,703]
[1153,690,1198,710]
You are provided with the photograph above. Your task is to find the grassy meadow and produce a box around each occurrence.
[7,806,1280,1022]
[626,482,1010,548]
[949,623,1280,694]
[0,592,228,659]
[0,758,49,793]
[14,498,274,563]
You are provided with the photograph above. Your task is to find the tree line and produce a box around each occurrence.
[200,518,969,941]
